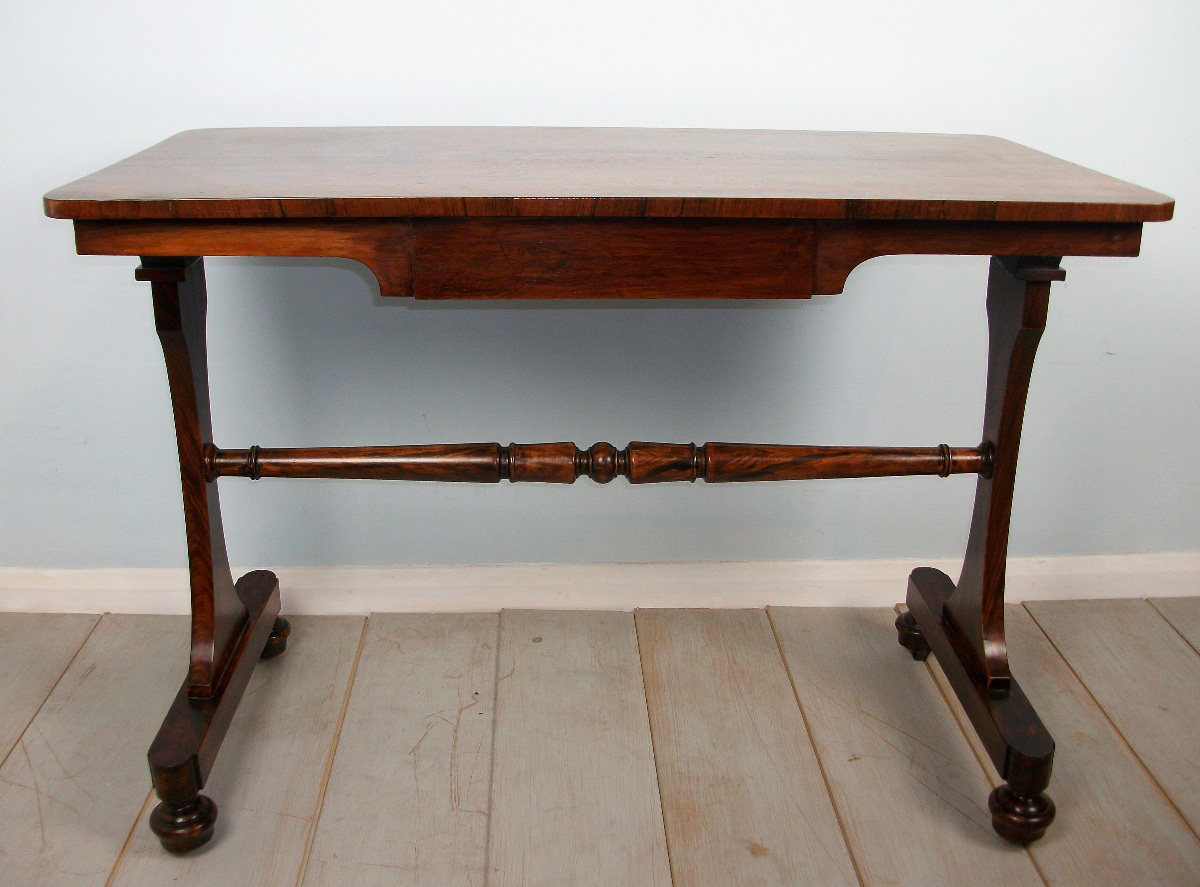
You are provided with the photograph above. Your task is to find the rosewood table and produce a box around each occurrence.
[44,127,1173,853]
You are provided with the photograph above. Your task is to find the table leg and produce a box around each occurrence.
[136,257,288,852]
[897,255,1062,843]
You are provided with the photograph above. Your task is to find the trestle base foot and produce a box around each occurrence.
[989,784,1056,844]
[149,793,217,854]
[260,616,291,660]
[904,566,1057,845]
[895,609,931,660]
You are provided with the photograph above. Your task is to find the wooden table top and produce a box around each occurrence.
[44,127,1173,224]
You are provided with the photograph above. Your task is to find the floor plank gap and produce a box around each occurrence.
[903,604,1050,887]
[765,608,868,887]
[632,612,681,887]
[1150,597,1200,659]
[111,616,366,887]
[478,612,502,887]
[1025,599,1200,844]
[292,616,371,887]
[985,606,1199,884]
[0,613,101,770]
[7,601,1200,887]
[774,605,1043,887]
[104,790,154,887]
[639,608,858,887]
[488,609,671,887]
[301,613,499,887]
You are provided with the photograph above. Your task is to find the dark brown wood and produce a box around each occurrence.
[142,258,290,854]
[945,256,1057,693]
[508,442,579,483]
[76,216,1143,299]
[205,441,988,484]
[148,570,282,853]
[627,443,705,483]
[209,443,507,482]
[894,610,930,661]
[260,616,291,660]
[811,220,1140,295]
[702,442,985,481]
[83,220,414,297]
[903,567,1055,843]
[145,257,246,697]
[412,219,815,299]
[44,128,1174,223]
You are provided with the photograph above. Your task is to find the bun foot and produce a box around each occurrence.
[989,784,1055,844]
[149,793,217,853]
[260,616,291,660]
[895,610,931,661]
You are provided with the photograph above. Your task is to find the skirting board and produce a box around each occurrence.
[0,553,1196,614]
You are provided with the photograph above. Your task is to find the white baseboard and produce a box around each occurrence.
[0,553,1196,615]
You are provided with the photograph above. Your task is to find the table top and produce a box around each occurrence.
[44,127,1173,225]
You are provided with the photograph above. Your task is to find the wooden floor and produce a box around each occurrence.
[2,599,1200,886]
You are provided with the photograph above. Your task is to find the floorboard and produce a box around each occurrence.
[1026,599,1200,839]
[1151,596,1200,656]
[487,609,671,887]
[637,608,858,887]
[109,616,365,887]
[932,605,1200,886]
[0,612,98,766]
[5,601,1199,887]
[770,606,1044,886]
[301,613,498,887]
[0,615,186,887]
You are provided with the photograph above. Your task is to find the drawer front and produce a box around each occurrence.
[412,219,814,299]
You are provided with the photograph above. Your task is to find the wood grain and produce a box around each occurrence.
[144,257,244,698]
[769,606,1043,886]
[1026,598,1200,837]
[931,606,1200,886]
[206,441,986,483]
[487,610,671,887]
[301,613,497,887]
[0,613,98,766]
[947,257,1055,692]
[79,220,414,297]
[1151,596,1200,655]
[811,219,1141,294]
[110,616,365,887]
[636,608,858,887]
[412,218,814,299]
[74,217,1147,300]
[0,615,186,886]
[44,127,1173,223]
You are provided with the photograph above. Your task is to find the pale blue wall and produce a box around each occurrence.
[1,1,1196,568]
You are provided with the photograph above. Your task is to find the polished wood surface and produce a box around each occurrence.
[115,617,365,887]
[142,257,245,697]
[75,217,1143,298]
[45,127,1173,223]
[948,256,1061,693]
[206,441,988,484]
[412,218,814,299]
[147,570,282,853]
[904,575,1056,844]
